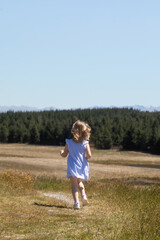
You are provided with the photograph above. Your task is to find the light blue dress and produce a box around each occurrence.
[66,139,89,181]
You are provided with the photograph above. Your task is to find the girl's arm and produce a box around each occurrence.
[85,143,92,160]
[60,144,69,158]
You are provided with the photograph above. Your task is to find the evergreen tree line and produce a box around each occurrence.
[0,108,160,154]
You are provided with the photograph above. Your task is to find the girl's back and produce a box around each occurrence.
[66,139,89,181]
[66,139,88,162]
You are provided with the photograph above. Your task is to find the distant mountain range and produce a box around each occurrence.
[128,105,160,112]
[0,106,56,112]
[0,105,160,113]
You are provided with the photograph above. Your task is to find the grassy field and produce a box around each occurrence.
[0,144,160,240]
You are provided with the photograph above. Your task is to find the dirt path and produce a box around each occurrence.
[90,162,160,179]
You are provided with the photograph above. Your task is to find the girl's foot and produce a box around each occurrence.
[82,195,89,206]
[73,201,80,209]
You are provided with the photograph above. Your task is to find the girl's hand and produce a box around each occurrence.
[85,144,92,160]
[60,150,64,156]
[60,144,69,157]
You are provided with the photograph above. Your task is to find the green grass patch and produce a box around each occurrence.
[33,175,70,192]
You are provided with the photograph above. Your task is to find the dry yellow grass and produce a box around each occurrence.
[0,144,160,239]
[0,169,160,240]
[0,143,160,180]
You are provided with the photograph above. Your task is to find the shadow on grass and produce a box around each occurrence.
[33,202,72,209]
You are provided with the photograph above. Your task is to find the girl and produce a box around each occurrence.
[60,120,92,209]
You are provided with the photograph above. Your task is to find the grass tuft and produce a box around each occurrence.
[0,170,34,195]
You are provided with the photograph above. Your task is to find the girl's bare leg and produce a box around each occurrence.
[77,178,86,197]
[77,178,88,205]
[70,177,79,202]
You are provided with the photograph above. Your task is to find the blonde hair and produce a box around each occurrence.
[71,120,91,142]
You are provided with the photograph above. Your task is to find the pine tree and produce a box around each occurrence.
[30,125,40,144]
[0,125,9,142]
[95,128,112,149]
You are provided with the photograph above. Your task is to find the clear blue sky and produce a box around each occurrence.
[0,0,160,109]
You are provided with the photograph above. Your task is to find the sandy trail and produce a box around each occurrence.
[42,192,72,203]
